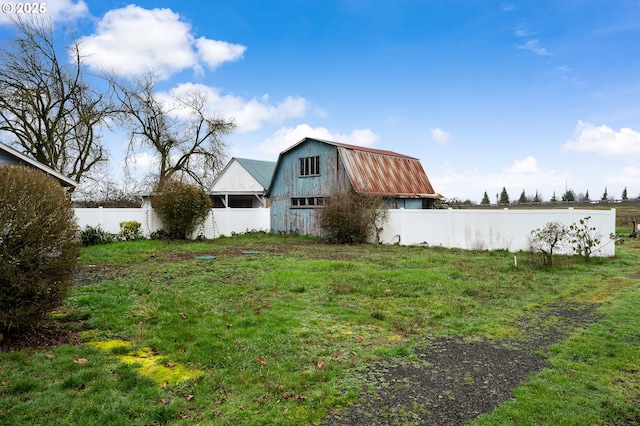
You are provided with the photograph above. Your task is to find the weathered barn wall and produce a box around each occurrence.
[269,140,342,235]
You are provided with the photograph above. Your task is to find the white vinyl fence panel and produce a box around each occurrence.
[74,207,616,256]
[377,208,617,256]
[74,207,270,239]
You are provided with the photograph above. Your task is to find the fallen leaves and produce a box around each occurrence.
[256,356,266,366]
[179,313,188,320]
[44,354,54,360]
[73,357,89,364]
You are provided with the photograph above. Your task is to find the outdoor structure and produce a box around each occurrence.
[210,157,276,208]
[0,141,77,189]
[266,137,441,236]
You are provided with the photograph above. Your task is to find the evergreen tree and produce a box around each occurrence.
[518,189,527,204]
[562,189,576,202]
[480,191,490,205]
[622,186,628,201]
[583,190,590,202]
[533,190,541,203]
[499,187,510,204]
[601,187,608,201]
[550,191,557,203]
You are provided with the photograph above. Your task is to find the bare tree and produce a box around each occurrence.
[110,73,235,189]
[0,17,111,187]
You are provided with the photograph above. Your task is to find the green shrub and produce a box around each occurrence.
[153,180,211,240]
[80,225,114,246]
[119,221,143,241]
[0,166,80,331]
[319,190,388,244]
[568,216,601,261]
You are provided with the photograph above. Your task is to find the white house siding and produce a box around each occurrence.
[212,160,264,193]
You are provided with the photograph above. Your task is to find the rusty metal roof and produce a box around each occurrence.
[267,137,442,199]
[337,145,441,199]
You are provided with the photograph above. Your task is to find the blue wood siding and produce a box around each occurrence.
[270,140,347,235]
[0,150,20,165]
[269,139,427,236]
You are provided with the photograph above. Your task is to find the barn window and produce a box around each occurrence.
[291,197,326,208]
[299,156,320,176]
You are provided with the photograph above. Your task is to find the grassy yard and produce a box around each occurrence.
[1,233,639,425]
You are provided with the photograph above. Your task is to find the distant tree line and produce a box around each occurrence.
[469,186,634,207]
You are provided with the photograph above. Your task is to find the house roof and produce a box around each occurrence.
[0,142,78,188]
[268,137,442,199]
[233,158,276,189]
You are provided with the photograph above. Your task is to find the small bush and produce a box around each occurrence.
[80,225,114,246]
[149,229,171,240]
[119,221,143,241]
[568,216,601,261]
[0,166,80,331]
[319,190,388,244]
[529,221,569,266]
[153,180,211,240]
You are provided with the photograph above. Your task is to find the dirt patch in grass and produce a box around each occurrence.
[0,321,78,352]
[322,302,605,425]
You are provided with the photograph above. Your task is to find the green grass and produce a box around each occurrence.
[1,232,639,425]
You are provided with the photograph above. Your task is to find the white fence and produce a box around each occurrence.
[74,207,617,256]
[73,207,271,239]
[378,208,617,256]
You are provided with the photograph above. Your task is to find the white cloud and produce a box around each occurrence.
[155,83,308,133]
[79,5,245,79]
[514,28,534,38]
[516,39,551,56]
[563,120,640,157]
[431,157,567,202]
[125,152,157,171]
[504,155,539,174]
[258,124,380,155]
[161,83,308,133]
[195,38,246,70]
[430,128,451,145]
[0,0,88,25]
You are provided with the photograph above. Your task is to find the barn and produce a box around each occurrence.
[266,137,441,236]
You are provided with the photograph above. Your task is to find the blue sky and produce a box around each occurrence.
[2,0,640,202]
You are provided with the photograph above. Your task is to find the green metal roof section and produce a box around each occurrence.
[234,157,276,189]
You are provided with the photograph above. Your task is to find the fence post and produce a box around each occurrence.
[448,208,453,247]
[568,207,574,225]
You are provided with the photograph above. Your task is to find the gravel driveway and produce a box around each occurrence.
[322,302,604,425]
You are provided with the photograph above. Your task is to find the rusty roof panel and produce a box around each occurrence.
[337,147,440,198]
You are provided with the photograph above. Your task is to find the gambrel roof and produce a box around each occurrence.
[269,137,441,199]
[0,142,78,188]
